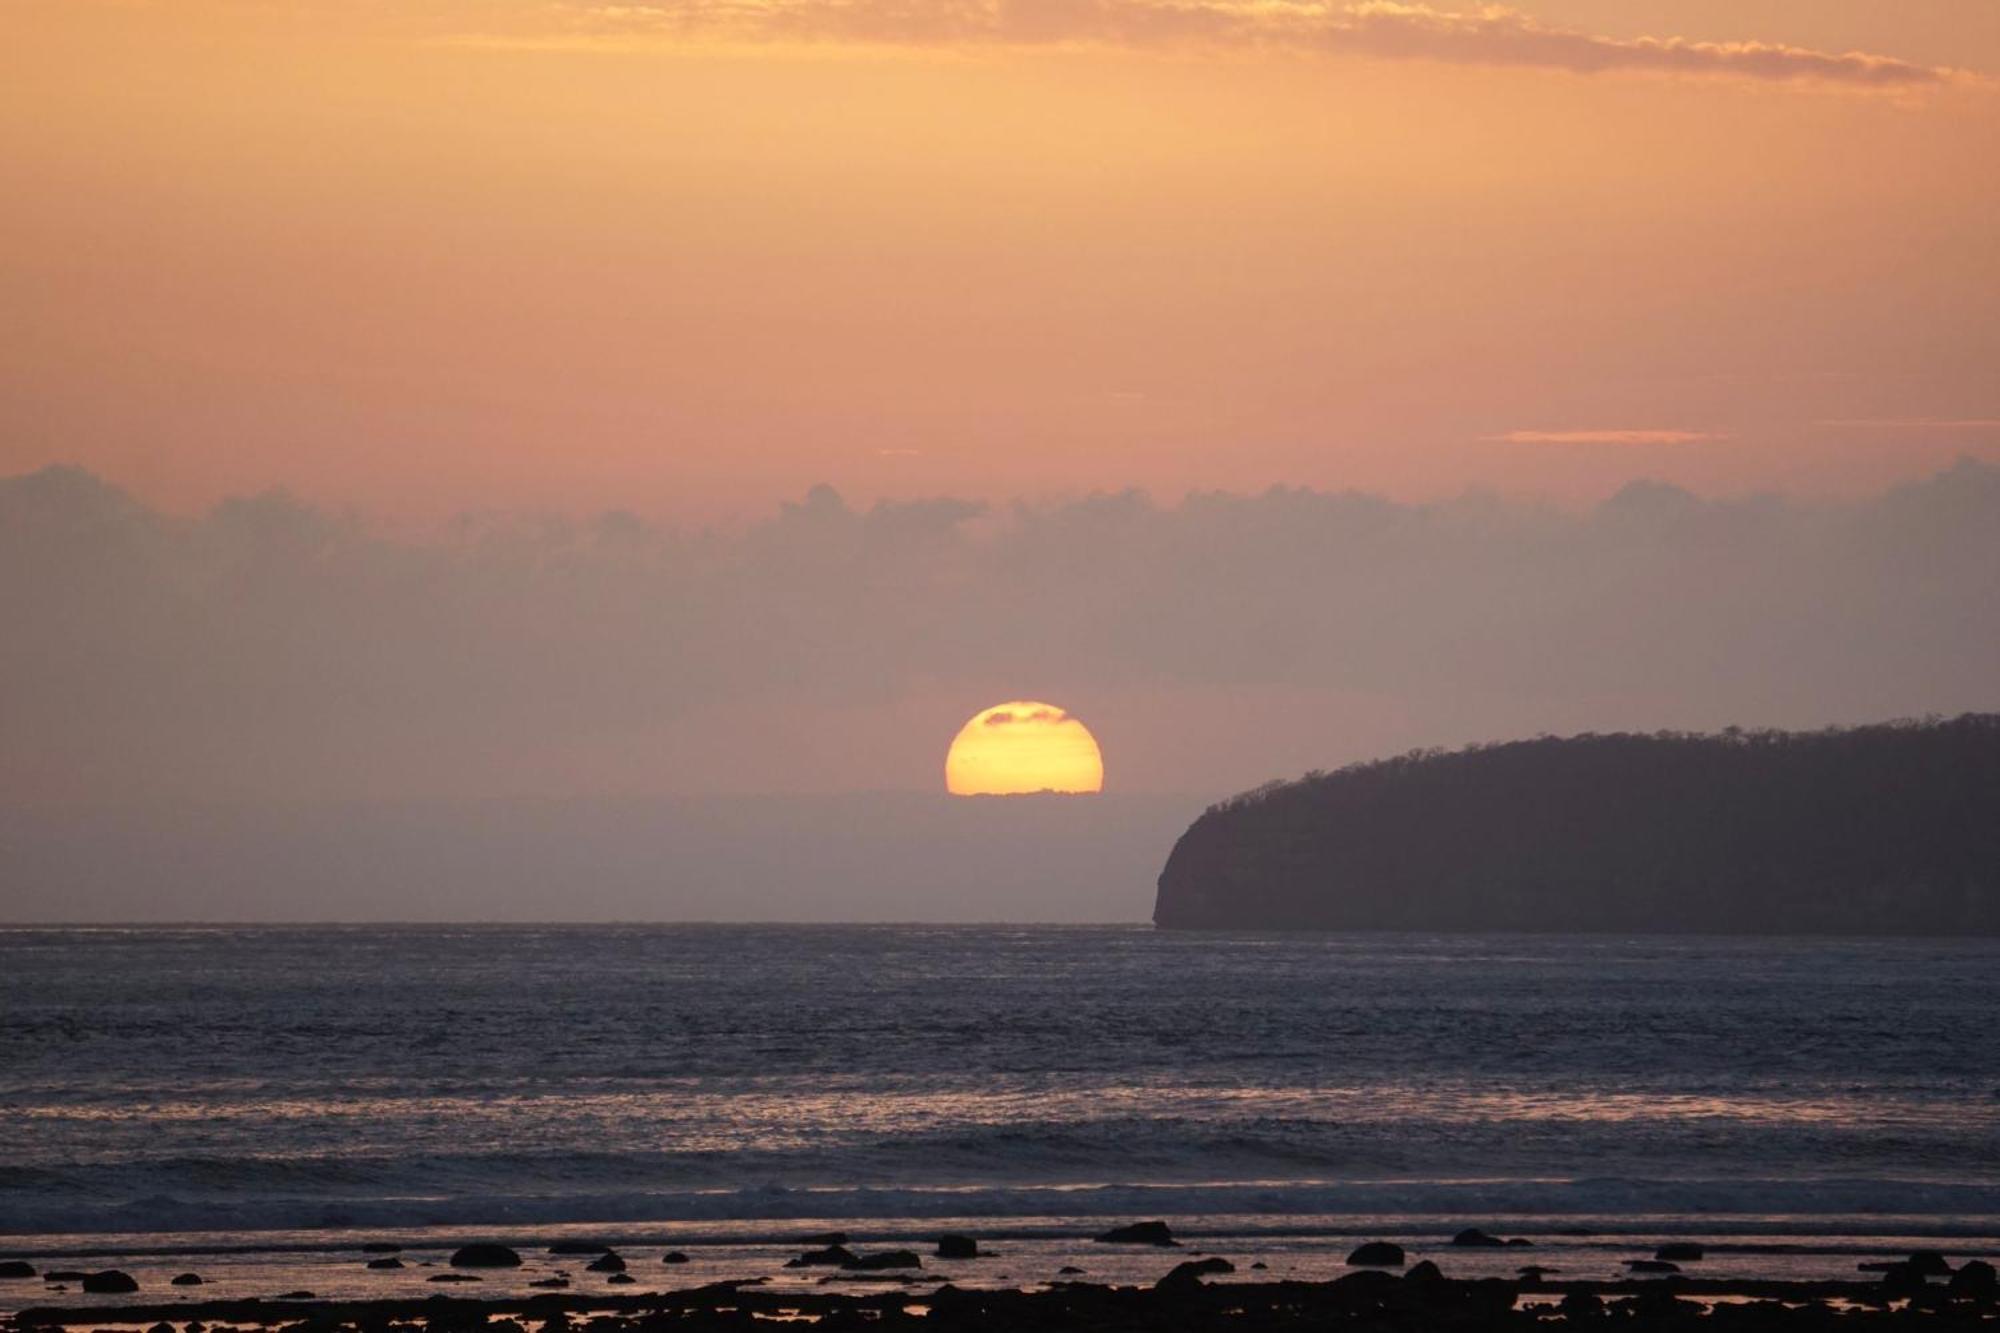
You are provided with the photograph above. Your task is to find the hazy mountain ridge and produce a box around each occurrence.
[1153,715,2000,934]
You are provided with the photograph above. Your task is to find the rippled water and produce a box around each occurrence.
[3,925,1997,1244]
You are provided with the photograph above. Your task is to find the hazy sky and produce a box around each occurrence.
[5,1,1998,519]
[6,4,1999,918]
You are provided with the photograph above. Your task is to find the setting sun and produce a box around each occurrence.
[945,702,1104,796]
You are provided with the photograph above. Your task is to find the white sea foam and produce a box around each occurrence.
[8,1177,2000,1240]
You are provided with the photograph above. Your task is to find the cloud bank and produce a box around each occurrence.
[520,2,1969,87]
[4,460,1997,808]
[1491,429,1724,445]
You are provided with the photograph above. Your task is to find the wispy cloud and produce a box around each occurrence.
[1819,418,2000,431]
[1330,4,1962,87]
[488,2,1975,89]
[1487,429,1725,445]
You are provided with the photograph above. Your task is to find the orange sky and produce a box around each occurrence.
[4,1,1998,519]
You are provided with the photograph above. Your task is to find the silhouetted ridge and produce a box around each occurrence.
[1154,715,2000,934]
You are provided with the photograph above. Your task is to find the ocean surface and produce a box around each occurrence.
[3,925,1998,1301]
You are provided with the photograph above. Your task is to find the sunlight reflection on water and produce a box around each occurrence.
[2,926,1995,1241]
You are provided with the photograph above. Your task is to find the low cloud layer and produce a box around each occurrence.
[515,2,1970,87]
[1491,429,1723,445]
[1821,418,2000,432]
[5,460,1997,808]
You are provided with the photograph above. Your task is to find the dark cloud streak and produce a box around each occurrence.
[517,1,1973,88]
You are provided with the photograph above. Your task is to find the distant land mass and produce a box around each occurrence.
[1154,714,2000,934]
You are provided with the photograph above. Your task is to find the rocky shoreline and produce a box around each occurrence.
[5,1231,1995,1333]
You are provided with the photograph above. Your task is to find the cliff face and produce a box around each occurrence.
[1154,715,2000,934]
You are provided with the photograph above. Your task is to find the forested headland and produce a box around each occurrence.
[1154,715,2000,934]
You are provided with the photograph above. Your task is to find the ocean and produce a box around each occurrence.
[3,925,1997,1303]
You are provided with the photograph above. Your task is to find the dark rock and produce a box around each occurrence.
[1469,1277,1523,1314]
[82,1270,140,1293]
[0,1262,36,1279]
[935,1235,978,1260]
[1451,1228,1507,1248]
[1949,1260,1996,1297]
[606,1273,636,1285]
[1405,1260,1442,1282]
[801,1233,849,1246]
[1518,1265,1559,1279]
[274,1290,316,1300]
[1346,1241,1405,1267]
[1560,1291,1605,1318]
[1655,1243,1704,1262]
[367,1257,405,1269]
[429,1273,482,1283]
[148,1320,174,1333]
[585,1253,626,1273]
[1505,1237,1535,1247]
[1155,1257,1234,1290]
[548,1242,613,1256]
[841,1250,922,1271]
[1057,1266,1085,1275]
[44,1270,90,1282]
[1906,1251,1952,1276]
[1626,1259,1681,1273]
[1095,1221,1176,1246]
[1332,1269,1402,1301]
[171,1272,205,1285]
[786,1245,859,1268]
[449,1244,523,1269]
[528,1277,571,1289]
[361,1243,402,1253]
[1250,1261,1268,1271]
[661,1252,690,1264]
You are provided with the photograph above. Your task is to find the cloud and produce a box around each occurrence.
[5,459,1998,807]
[1489,429,1725,445]
[1329,4,1960,87]
[983,706,1065,725]
[1819,418,2000,432]
[497,1,1974,88]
